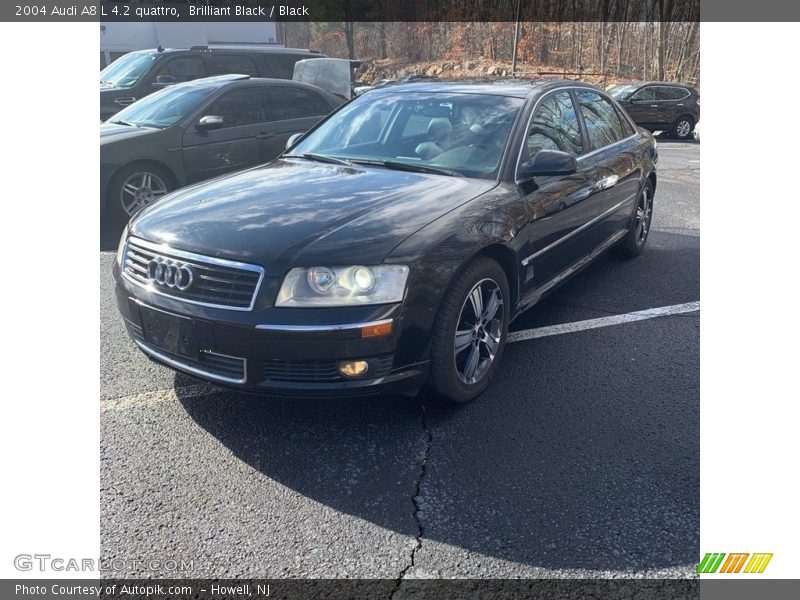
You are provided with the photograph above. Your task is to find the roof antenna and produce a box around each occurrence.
[157,45,164,53]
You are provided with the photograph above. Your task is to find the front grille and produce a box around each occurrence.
[123,237,264,310]
[263,355,394,383]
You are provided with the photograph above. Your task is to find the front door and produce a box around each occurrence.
[518,90,604,296]
[624,86,659,127]
[182,86,269,183]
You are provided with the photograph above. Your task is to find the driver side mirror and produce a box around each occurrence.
[195,115,224,132]
[519,149,577,180]
[286,132,303,150]
[152,75,176,89]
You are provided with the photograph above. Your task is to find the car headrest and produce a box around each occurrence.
[428,117,452,140]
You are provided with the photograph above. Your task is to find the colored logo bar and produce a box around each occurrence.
[697,553,773,573]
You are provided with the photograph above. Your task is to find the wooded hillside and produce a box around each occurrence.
[278,21,700,87]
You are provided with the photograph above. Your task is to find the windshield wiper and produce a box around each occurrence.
[288,153,353,166]
[108,119,139,127]
[380,160,463,177]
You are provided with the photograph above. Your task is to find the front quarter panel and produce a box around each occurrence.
[386,183,525,365]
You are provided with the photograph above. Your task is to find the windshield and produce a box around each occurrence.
[100,52,159,88]
[608,84,639,100]
[109,83,212,129]
[287,92,525,179]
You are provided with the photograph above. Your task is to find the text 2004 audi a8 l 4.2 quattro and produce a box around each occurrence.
[113,80,657,403]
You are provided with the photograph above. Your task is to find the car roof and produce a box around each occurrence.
[158,74,338,98]
[127,47,322,56]
[623,81,697,90]
[366,78,600,99]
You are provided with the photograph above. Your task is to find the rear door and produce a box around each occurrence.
[263,85,337,156]
[653,85,691,126]
[182,85,270,183]
[573,90,641,244]
[518,90,602,292]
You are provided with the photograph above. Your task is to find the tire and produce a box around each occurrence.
[616,179,654,258]
[672,115,694,140]
[106,163,172,231]
[429,256,510,403]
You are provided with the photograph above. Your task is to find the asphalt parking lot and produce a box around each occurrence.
[99,138,699,579]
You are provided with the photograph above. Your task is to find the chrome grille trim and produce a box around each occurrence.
[134,339,247,384]
[122,236,265,311]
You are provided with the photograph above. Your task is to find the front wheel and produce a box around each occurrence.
[429,256,510,403]
[106,163,172,230]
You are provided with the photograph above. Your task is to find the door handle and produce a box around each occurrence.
[649,104,659,108]
[677,103,685,106]
[590,174,619,192]
[255,132,275,140]
[114,97,136,106]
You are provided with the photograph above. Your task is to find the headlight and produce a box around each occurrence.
[115,225,128,266]
[276,265,409,307]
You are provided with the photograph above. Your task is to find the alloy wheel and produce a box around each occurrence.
[676,119,691,138]
[635,187,652,244]
[454,278,504,385]
[120,171,168,216]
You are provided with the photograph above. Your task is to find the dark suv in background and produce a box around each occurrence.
[608,82,699,139]
[100,45,325,121]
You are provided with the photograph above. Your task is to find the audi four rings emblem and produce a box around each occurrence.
[146,258,194,291]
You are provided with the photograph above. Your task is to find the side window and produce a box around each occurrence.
[574,90,627,150]
[256,54,301,79]
[207,54,258,77]
[265,87,331,120]
[100,51,107,70]
[526,91,584,158]
[203,87,264,127]
[656,86,689,101]
[614,104,636,136]
[629,87,655,102]
[156,56,206,83]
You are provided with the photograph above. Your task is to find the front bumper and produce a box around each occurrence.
[113,262,428,397]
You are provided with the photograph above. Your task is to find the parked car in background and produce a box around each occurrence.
[101,74,344,229]
[608,81,699,139]
[100,45,325,121]
[113,80,657,403]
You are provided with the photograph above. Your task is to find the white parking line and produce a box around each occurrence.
[100,383,217,412]
[507,301,700,343]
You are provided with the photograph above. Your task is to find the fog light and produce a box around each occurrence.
[338,360,369,378]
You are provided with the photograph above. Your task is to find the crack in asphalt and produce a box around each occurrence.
[390,401,433,598]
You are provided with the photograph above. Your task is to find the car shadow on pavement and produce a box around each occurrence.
[175,231,698,574]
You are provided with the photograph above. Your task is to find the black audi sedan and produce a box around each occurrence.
[113,80,657,403]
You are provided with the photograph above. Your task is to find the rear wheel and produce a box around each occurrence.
[672,115,694,140]
[616,180,654,258]
[429,256,510,403]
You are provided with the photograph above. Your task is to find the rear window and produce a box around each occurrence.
[265,86,331,120]
[656,86,690,100]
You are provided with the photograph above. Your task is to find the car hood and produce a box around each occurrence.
[130,158,496,275]
[100,122,160,143]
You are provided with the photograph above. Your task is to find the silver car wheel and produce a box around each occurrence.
[120,171,168,216]
[454,278,504,385]
[676,119,691,138]
[635,187,652,244]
